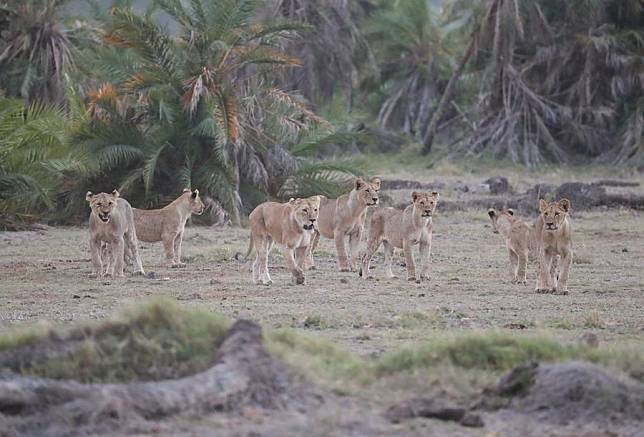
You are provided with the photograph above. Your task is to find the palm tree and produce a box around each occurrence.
[0,0,72,106]
[452,0,644,166]
[0,97,80,229]
[71,0,329,221]
[362,0,458,142]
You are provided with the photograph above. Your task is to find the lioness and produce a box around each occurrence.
[535,198,573,294]
[87,190,144,277]
[360,191,439,282]
[133,189,205,267]
[487,208,535,284]
[242,196,320,285]
[307,177,381,271]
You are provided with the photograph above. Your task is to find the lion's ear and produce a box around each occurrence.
[431,191,439,200]
[183,188,191,194]
[558,198,571,212]
[539,199,549,213]
[85,191,93,202]
[506,208,515,215]
[191,189,199,199]
[371,177,381,190]
[412,191,420,202]
[111,190,120,198]
[355,178,365,190]
[288,198,296,205]
[487,208,496,218]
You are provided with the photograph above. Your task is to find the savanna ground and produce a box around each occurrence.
[1,158,643,435]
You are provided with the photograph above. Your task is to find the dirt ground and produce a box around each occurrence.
[1,196,643,357]
[1,166,644,436]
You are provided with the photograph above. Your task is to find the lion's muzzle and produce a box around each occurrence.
[98,212,111,223]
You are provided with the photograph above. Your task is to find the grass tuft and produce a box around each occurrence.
[20,299,229,383]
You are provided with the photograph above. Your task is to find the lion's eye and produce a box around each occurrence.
[555,212,560,216]
[303,209,308,213]
[97,203,102,207]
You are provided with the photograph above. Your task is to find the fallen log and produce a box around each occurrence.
[0,320,320,436]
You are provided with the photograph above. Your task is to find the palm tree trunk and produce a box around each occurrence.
[421,31,478,155]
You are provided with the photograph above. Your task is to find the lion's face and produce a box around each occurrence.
[487,208,515,234]
[539,199,570,231]
[290,196,320,231]
[183,188,205,215]
[86,190,119,224]
[412,191,439,218]
[355,177,381,207]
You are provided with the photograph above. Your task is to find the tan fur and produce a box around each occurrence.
[487,208,536,284]
[535,198,573,294]
[360,191,439,282]
[133,189,205,267]
[246,196,321,285]
[86,190,144,278]
[308,177,381,271]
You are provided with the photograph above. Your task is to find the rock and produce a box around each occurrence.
[146,272,157,280]
[555,182,606,209]
[484,176,512,195]
[487,361,644,425]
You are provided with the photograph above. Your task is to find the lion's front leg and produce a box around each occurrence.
[172,232,186,268]
[334,231,350,272]
[282,246,305,285]
[347,227,363,271]
[89,238,103,278]
[303,231,319,270]
[110,236,126,277]
[508,248,519,283]
[419,238,432,281]
[403,239,418,283]
[162,231,177,267]
[295,246,308,269]
[516,249,528,285]
[556,249,572,295]
[535,249,554,293]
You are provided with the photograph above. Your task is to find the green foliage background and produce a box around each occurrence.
[0,0,642,227]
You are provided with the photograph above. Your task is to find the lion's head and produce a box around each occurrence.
[86,190,120,224]
[182,188,205,215]
[487,208,515,234]
[289,195,321,231]
[412,191,439,218]
[354,177,381,207]
[539,198,571,231]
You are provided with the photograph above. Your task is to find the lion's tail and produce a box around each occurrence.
[234,237,254,262]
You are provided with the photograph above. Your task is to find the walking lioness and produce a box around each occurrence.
[360,191,439,282]
[487,208,536,284]
[133,189,205,267]
[307,177,381,271]
[535,198,573,294]
[244,196,320,285]
[86,190,144,277]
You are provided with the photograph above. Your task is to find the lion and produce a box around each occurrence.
[360,191,439,282]
[487,208,536,284]
[86,190,144,278]
[241,196,320,285]
[307,177,381,272]
[534,198,573,294]
[133,188,205,267]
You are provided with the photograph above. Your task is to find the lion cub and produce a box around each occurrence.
[308,177,381,272]
[133,189,205,267]
[245,196,320,285]
[360,191,439,282]
[487,208,535,284]
[86,190,144,277]
[535,199,573,294]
